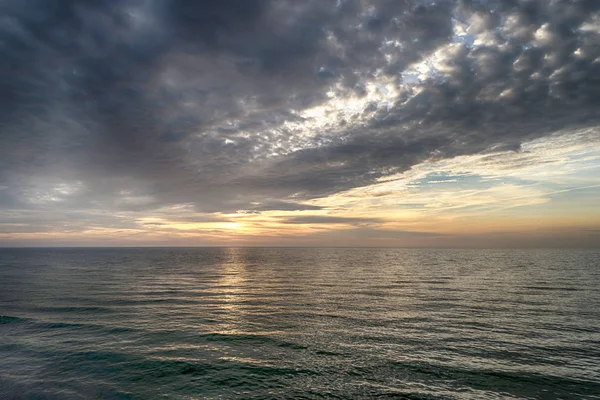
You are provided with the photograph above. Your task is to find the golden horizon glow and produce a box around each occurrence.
[2,128,599,248]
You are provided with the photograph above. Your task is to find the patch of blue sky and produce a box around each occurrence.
[409,171,497,189]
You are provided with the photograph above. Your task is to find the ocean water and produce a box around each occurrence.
[0,248,599,399]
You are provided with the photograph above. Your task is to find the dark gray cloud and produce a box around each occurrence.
[249,201,323,212]
[283,216,383,225]
[0,0,599,228]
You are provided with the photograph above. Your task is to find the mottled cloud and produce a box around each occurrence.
[0,0,599,244]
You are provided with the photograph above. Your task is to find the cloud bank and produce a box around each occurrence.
[0,0,599,244]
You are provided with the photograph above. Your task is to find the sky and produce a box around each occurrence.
[0,0,599,248]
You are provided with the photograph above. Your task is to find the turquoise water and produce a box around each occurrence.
[1,248,599,399]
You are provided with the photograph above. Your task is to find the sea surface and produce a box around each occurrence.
[0,248,599,399]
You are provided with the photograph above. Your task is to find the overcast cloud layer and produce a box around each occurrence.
[1,0,600,244]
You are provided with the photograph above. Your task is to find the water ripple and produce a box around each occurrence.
[1,248,599,399]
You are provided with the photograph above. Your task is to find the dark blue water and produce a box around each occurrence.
[1,248,599,399]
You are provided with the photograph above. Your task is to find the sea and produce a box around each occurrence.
[0,248,599,399]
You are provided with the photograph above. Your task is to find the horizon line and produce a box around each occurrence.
[1,246,598,250]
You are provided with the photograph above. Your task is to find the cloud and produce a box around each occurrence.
[282,216,383,225]
[0,0,599,240]
[248,201,323,212]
